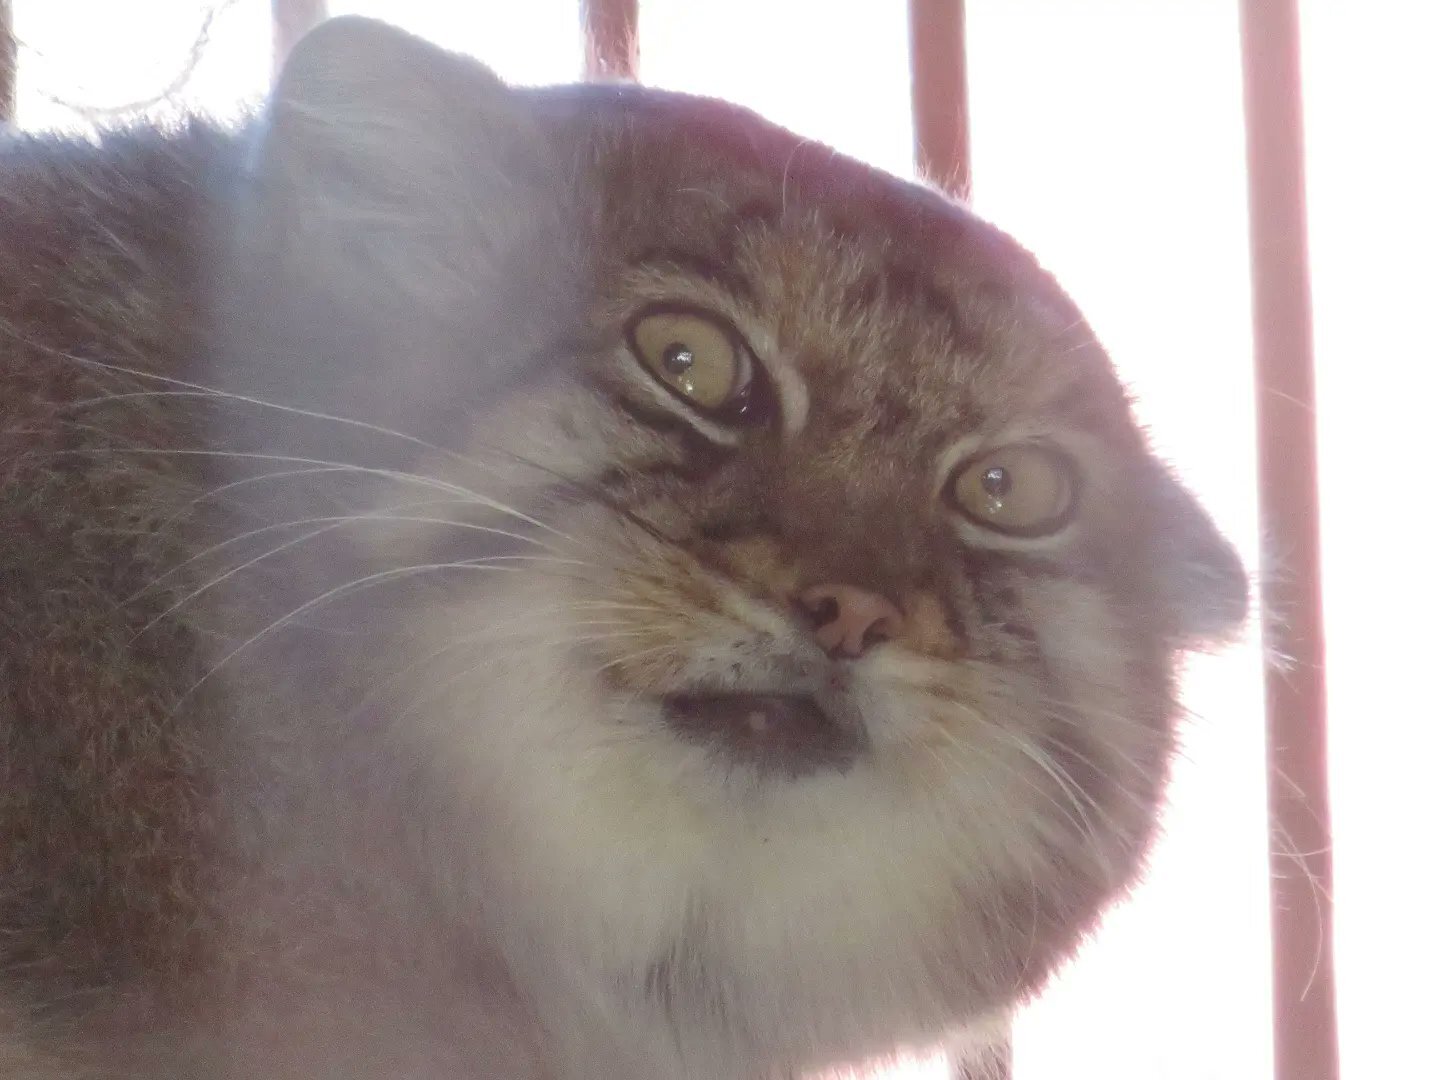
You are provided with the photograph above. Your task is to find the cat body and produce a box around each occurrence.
[0,19,1245,1079]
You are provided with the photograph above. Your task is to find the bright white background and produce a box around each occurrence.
[11,3,1437,1078]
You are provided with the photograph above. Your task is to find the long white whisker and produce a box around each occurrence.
[922,719,1091,846]
[63,371,506,481]
[29,443,576,544]
[136,521,345,635]
[565,600,669,615]
[1035,732,1152,814]
[1268,799,1331,1001]
[127,512,556,604]
[379,627,676,734]
[140,522,579,635]
[16,340,637,550]
[154,464,360,532]
[182,561,560,701]
[984,726,1114,870]
[340,614,659,724]
[60,365,603,532]
[594,642,678,675]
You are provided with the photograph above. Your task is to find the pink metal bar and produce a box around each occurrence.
[272,0,327,81]
[582,0,638,81]
[1238,2,1340,1078]
[908,0,971,198]
[1,0,16,124]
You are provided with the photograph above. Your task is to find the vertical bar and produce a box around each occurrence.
[1,0,16,126]
[908,0,970,198]
[1238,3,1340,1080]
[582,0,638,81]
[272,0,327,81]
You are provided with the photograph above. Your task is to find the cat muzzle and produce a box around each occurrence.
[660,690,863,778]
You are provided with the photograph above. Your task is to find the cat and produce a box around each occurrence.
[0,16,1248,1080]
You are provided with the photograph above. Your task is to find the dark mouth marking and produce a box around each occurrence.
[661,692,861,778]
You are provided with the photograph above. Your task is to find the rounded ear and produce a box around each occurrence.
[251,16,563,317]
[213,17,579,454]
[1149,472,1251,648]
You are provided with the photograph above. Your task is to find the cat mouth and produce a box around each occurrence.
[660,691,863,778]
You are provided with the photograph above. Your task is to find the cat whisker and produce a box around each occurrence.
[592,642,680,677]
[1268,766,1333,1003]
[987,726,1120,876]
[379,657,503,731]
[25,442,486,506]
[135,520,347,636]
[565,599,671,616]
[1037,732,1152,815]
[61,362,522,484]
[149,540,581,640]
[375,625,671,734]
[33,380,578,550]
[337,615,657,725]
[537,629,657,649]
[181,558,590,703]
[59,359,642,549]
[914,729,1107,968]
[126,511,559,608]
[34,346,679,557]
[779,137,823,219]
[152,464,369,533]
[921,719,1093,851]
[913,738,1030,967]
[1269,820,1329,1002]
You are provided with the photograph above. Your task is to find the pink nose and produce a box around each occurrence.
[798,583,904,658]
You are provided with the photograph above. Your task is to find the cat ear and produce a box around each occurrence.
[219,16,576,451]
[250,16,562,319]
[1147,472,1250,648]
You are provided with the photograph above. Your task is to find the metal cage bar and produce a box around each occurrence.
[582,0,638,81]
[909,0,971,198]
[1238,2,1340,1079]
[1,0,16,125]
[272,0,327,80]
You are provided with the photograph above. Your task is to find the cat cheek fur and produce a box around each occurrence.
[378,493,1149,1074]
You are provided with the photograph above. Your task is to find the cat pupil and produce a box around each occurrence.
[981,466,1012,498]
[662,342,695,375]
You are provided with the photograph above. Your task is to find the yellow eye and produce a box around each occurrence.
[948,443,1078,536]
[628,308,754,415]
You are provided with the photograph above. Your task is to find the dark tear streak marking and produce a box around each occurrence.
[608,391,700,439]
[690,508,777,545]
[604,392,736,469]
[937,588,975,655]
[597,455,718,489]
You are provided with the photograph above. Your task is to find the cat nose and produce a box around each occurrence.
[798,583,904,658]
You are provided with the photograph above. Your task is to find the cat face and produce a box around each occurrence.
[243,17,1248,1074]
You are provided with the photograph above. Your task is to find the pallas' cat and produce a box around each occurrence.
[0,17,1246,1080]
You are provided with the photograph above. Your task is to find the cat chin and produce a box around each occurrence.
[401,572,1127,1078]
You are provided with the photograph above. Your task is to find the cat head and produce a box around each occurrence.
[235,16,1248,1074]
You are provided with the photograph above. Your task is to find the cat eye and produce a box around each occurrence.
[627,307,763,423]
[947,442,1078,537]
